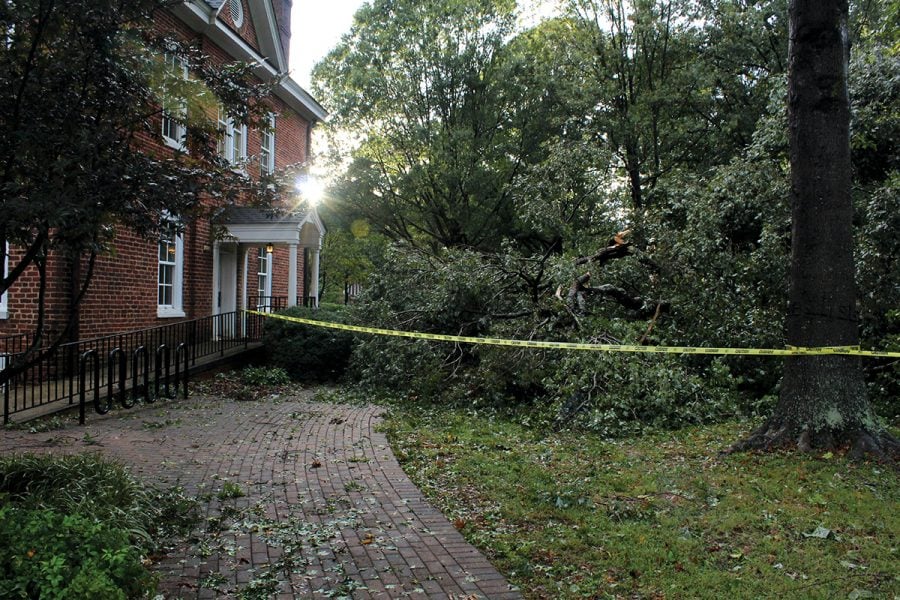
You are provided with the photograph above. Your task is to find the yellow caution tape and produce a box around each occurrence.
[246,310,900,358]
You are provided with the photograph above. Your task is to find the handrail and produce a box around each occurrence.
[2,310,260,423]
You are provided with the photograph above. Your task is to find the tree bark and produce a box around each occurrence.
[732,0,897,459]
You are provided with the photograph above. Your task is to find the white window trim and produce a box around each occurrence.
[1,241,8,320]
[218,106,248,168]
[157,223,185,318]
[257,247,273,311]
[161,53,188,151]
[259,113,276,176]
[232,120,247,165]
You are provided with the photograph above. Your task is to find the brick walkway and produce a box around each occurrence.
[0,391,521,599]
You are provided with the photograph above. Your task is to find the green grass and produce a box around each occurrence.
[382,406,899,599]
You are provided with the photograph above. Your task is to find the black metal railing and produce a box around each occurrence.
[1,333,28,359]
[2,310,264,424]
[296,296,320,307]
[250,296,287,312]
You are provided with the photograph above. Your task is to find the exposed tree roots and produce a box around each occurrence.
[728,419,900,463]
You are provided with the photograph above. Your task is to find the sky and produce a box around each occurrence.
[289,1,362,91]
[288,0,561,92]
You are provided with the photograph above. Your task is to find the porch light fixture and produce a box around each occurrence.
[265,242,274,254]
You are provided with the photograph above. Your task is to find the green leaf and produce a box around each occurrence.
[802,526,832,539]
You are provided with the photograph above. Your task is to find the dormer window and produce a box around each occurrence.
[229,0,244,28]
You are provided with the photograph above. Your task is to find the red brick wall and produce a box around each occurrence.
[0,248,70,340]
[268,246,307,301]
[0,6,315,344]
[220,0,261,54]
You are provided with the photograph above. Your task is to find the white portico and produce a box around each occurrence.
[213,207,324,319]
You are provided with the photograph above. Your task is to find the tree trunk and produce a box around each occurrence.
[732,0,897,459]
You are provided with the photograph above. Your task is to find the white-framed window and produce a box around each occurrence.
[1,241,8,320]
[217,105,248,167]
[157,220,185,318]
[259,113,276,176]
[257,247,272,311]
[161,53,188,150]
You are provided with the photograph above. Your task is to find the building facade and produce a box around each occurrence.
[0,0,326,344]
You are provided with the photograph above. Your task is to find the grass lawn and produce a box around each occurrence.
[381,405,899,599]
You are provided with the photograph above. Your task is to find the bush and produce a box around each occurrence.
[262,306,356,382]
[0,453,197,546]
[0,453,197,599]
[0,507,152,599]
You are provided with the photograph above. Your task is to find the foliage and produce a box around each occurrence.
[216,481,245,500]
[240,366,291,387]
[317,210,388,304]
[314,0,555,251]
[0,453,198,599]
[384,404,900,598]
[346,247,753,434]
[0,453,197,545]
[317,0,898,434]
[262,306,356,382]
[0,507,152,599]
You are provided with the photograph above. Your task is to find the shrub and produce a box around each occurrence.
[0,453,197,546]
[0,506,153,599]
[240,366,291,386]
[262,305,356,382]
[0,453,197,599]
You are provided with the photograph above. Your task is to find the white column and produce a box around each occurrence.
[311,245,320,308]
[240,246,248,335]
[211,242,220,315]
[240,246,248,312]
[287,243,298,307]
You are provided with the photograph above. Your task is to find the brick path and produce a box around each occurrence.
[0,391,522,599]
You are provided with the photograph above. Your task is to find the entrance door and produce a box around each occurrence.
[216,245,237,338]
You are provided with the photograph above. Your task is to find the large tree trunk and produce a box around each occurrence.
[732,0,896,459]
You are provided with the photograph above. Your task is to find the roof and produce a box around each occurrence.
[219,206,308,225]
[218,206,325,246]
[173,1,328,122]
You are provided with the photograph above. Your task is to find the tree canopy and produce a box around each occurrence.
[317,0,896,455]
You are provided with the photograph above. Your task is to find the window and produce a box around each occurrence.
[229,0,244,28]
[158,221,184,318]
[259,114,275,176]
[217,105,248,167]
[1,241,8,320]
[257,247,272,311]
[4,22,15,49]
[161,53,188,150]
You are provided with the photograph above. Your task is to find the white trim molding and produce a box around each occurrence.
[0,240,8,319]
[157,223,185,318]
[173,2,328,123]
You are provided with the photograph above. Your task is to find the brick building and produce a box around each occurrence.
[0,0,327,344]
